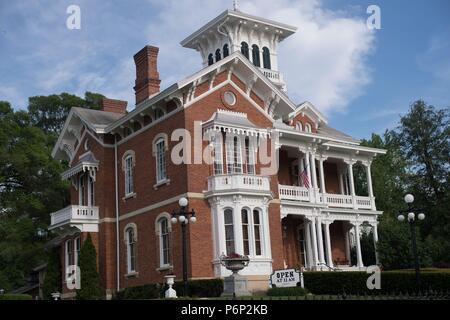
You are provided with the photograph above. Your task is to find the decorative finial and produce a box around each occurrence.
[233,0,239,11]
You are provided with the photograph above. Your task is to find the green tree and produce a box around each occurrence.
[77,234,103,300]
[42,248,61,299]
[28,91,104,136]
[394,100,450,265]
[0,101,68,290]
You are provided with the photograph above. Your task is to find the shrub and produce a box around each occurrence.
[114,279,224,299]
[113,284,161,300]
[173,279,223,298]
[303,271,450,295]
[77,234,103,300]
[267,286,309,297]
[0,294,32,300]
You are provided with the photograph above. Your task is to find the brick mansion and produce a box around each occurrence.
[49,8,386,298]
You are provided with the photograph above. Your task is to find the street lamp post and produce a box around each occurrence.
[171,197,196,297]
[397,194,425,289]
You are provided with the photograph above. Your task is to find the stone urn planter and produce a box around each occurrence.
[220,253,251,297]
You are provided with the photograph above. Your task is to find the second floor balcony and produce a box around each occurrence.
[278,184,374,210]
[49,205,99,233]
[206,174,271,196]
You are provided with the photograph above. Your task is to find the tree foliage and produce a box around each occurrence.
[77,234,103,300]
[357,100,450,269]
[42,248,61,299]
[0,92,103,292]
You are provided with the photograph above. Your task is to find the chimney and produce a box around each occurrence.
[101,98,128,114]
[133,45,161,105]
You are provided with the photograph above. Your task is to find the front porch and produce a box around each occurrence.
[281,213,379,271]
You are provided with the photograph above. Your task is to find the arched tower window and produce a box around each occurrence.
[240,42,249,59]
[252,44,260,67]
[215,49,221,62]
[223,44,229,58]
[262,47,271,69]
[208,53,214,66]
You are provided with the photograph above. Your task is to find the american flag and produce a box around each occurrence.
[300,165,310,188]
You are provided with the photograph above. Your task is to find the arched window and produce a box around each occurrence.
[241,42,249,59]
[295,122,303,131]
[154,137,167,182]
[223,44,229,58]
[305,123,312,133]
[88,176,95,206]
[224,209,235,255]
[158,217,170,267]
[79,175,86,206]
[252,45,260,67]
[226,136,242,173]
[241,209,250,255]
[74,237,81,266]
[262,47,271,69]
[208,53,214,66]
[213,133,223,175]
[124,154,134,196]
[215,48,221,62]
[253,209,262,255]
[245,136,255,174]
[126,227,136,273]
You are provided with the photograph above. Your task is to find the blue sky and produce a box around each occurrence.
[0,0,449,139]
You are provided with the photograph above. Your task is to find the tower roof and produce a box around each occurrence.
[180,9,297,49]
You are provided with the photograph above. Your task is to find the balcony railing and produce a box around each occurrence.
[278,185,310,202]
[207,174,270,193]
[258,68,284,85]
[50,205,99,231]
[279,184,374,210]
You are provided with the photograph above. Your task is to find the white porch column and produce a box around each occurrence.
[316,217,325,266]
[372,222,379,265]
[233,203,244,255]
[364,161,376,210]
[318,157,327,194]
[323,221,334,268]
[309,218,319,268]
[304,220,313,269]
[353,222,364,268]
[344,224,351,265]
[304,151,313,202]
[310,152,318,203]
[346,160,356,208]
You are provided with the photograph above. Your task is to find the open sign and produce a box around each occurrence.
[270,269,300,288]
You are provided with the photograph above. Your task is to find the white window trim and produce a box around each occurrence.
[213,133,223,175]
[155,212,173,269]
[124,223,138,274]
[251,209,263,257]
[152,134,169,183]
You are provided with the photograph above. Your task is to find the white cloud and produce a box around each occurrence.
[146,0,376,114]
[1,0,375,114]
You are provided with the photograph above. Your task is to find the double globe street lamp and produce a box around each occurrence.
[171,197,196,297]
[397,194,425,289]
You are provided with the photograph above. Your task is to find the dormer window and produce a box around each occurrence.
[208,53,214,66]
[263,47,271,69]
[295,122,303,131]
[223,44,229,58]
[252,45,260,67]
[241,42,249,59]
[305,123,312,133]
[215,49,221,62]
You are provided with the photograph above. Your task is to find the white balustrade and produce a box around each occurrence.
[278,184,374,210]
[207,174,270,192]
[50,205,99,227]
[278,185,310,201]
